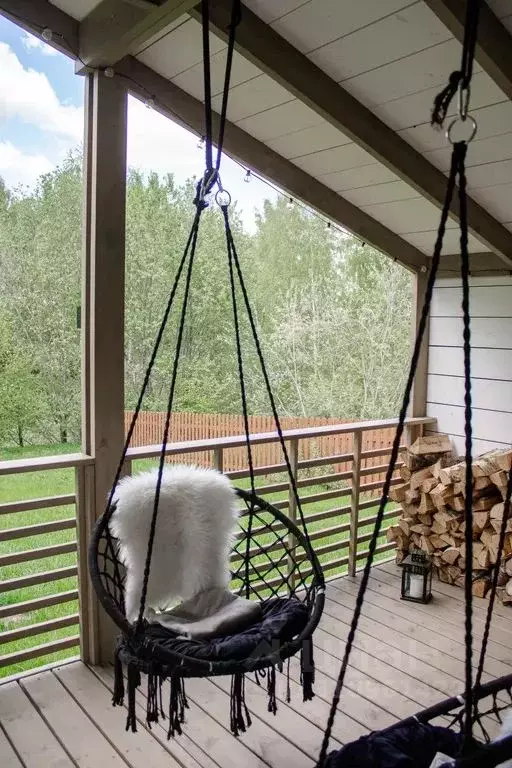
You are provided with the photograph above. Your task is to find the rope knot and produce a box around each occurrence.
[431,70,462,128]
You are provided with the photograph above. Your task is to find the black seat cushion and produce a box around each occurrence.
[143,597,309,663]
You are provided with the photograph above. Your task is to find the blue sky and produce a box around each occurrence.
[0,16,275,227]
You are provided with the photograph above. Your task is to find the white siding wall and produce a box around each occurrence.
[427,276,512,457]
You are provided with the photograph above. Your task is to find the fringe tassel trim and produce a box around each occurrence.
[126,663,141,733]
[300,637,315,702]
[230,672,252,736]
[112,646,125,706]
[167,675,188,739]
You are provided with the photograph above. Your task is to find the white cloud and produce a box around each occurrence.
[0,43,82,141]
[0,141,53,188]
[21,31,59,56]
[0,43,273,225]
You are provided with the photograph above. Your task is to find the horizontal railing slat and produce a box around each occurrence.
[0,590,79,619]
[0,636,80,668]
[0,542,77,568]
[0,614,80,645]
[126,417,435,460]
[0,518,76,542]
[0,453,93,476]
[0,566,78,594]
[0,494,76,516]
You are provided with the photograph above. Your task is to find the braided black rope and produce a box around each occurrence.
[222,216,318,570]
[431,0,481,127]
[316,145,461,768]
[136,205,204,629]
[458,141,474,751]
[216,0,241,170]
[222,204,257,598]
[103,212,202,522]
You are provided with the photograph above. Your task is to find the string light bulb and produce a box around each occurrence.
[244,169,251,183]
[145,97,155,110]
[326,221,331,229]
[286,197,294,209]
[41,28,53,42]
[197,135,205,149]
[104,67,115,78]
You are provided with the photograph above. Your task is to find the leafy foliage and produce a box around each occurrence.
[0,153,413,447]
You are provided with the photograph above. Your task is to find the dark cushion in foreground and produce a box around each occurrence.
[324,721,464,768]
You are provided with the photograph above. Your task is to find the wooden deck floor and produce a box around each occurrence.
[2,562,512,767]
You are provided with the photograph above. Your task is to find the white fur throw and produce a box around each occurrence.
[110,465,238,623]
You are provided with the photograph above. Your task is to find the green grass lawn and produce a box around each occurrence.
[0,443,398,679]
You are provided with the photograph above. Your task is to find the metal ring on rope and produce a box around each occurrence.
[446,115,478,145]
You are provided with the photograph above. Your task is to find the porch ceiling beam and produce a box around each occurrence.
[437,252,512,277]
[423,0,512,101]
[193,0,512,267]
[76,0,197,73]
[117,56,427,273]
[0,0,78,57]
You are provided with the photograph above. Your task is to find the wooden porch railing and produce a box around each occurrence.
[0,416,435,676]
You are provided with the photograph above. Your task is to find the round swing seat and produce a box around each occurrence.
[89,486,324,732]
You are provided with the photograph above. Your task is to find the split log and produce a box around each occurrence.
[409,434,452,456]
[389,483,409,503]
[494,450,512,472]
[441,547,460,565]
[418,494,435,514]
[410,466,434,491]
[404,488,420,505]
[473,578,491,599]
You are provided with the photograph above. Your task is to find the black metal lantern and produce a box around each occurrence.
[400,550,432,603]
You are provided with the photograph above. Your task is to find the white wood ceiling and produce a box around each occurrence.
[49,0,512,258]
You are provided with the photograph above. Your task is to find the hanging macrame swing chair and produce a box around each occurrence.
[316,2,512,767]
[89,0,324,740]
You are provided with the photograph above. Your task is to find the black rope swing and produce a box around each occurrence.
[89,0,324,740]
[317,1,512,767]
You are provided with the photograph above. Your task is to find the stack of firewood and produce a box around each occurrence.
[387,435,512,602]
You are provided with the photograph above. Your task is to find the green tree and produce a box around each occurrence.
[0,312,47,446]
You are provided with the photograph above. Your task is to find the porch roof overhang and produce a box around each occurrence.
[2,0,511,275]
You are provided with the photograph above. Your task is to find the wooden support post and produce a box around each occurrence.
[408,271,430,446]
[75,464,99,664]
[213,447,224,473]
[349,430,362,577]
[287,439,299,591]
[82,71,127,664]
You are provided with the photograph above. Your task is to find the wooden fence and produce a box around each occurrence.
[125,411,399,482]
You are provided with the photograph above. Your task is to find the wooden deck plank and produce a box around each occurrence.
[0,681,75,767]
[53,662,183,768]
[90,666,269,768]
[93,665,216,768]
[183,676,314,768]
[325,586,512,680]
[369,565,512,644]
[315,625,444,709]
[2,564,512,768]
[379,560,512,620]
[320,603,463,697]
[0,727,24,767]
[330,578,512,665]
[21,669,129,767]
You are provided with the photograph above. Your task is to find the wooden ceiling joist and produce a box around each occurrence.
[117,56,427,273]
[424,0,512,102]
[195,0,512,267]
[0,0,78,57]
[76,0,198,73]
[438,251,512,277]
